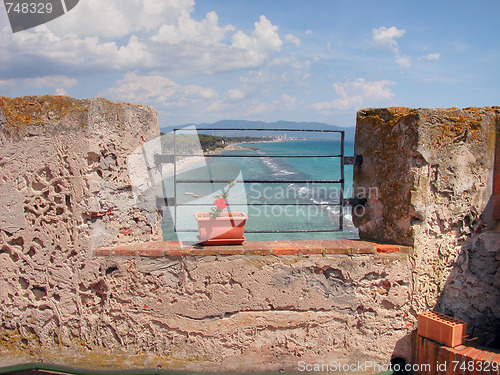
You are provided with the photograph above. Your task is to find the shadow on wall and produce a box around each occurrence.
[434,194,500,349]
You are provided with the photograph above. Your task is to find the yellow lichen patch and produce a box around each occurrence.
[0,95,90,136]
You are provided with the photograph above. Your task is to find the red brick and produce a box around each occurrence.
[463,348,483,375]
[491,353,500,375]
[166,248,192,256]
[95,248,112,256]
[243,241,272,255]
[189,246,219,256]
[494,173,500,195]
[112,247,137,256]
[399,245,414,254]
[340,239,376,254]
[493,195,500,220]
[137,248,165,257]
[471,350,490,375]
[218,245,245,255]
[140,241,168,251]
[376,244,400,253]
[454,346,476,375]
[270,241,298,255]
[294,240,324,255]
[322,240,351,255]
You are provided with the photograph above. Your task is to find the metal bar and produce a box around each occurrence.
[174,128,343,133]
[174,203,343,207]
[339,131,345,231]
[164,128,351,235]
[175,179,342,184]
[344,155,363,166]
[173,129,178,231]
[175,228,343,233]
[169,154,342,158]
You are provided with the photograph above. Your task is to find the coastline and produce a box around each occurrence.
[159,138,303,177]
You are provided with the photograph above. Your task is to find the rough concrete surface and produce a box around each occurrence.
[353,107,500,339]
[3,98,498,372]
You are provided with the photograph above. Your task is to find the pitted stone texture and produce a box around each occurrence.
[0,96,162,357]
[353,106,500,334]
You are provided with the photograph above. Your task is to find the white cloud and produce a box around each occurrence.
[0,4,283,76]
[372,26,406,53]
[396,55,412,69]
[227,89,245,100]
[419,53,441,61]
[312,78,395,111]
[231,15,283,63]
[371,26,412,69]
[151,10,234,45]
[284,33,301,47]
[100,72,217,107]
[0,75,77,94]
[47,0,196,38]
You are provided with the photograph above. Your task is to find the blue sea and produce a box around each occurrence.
[161,139,359,241]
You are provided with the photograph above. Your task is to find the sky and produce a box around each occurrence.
[1,0,499,128]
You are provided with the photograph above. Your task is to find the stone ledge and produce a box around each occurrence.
[96,240,414,257]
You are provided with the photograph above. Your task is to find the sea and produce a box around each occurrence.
[161,139,359,242]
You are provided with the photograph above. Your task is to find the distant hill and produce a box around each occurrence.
[160,120,355,141]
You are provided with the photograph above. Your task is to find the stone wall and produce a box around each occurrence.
[353,107,500,345]
[1,98,497,372]
[0,96,415,373]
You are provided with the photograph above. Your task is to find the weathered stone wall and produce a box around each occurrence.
[0,96,415,373]
[353,107,500,342]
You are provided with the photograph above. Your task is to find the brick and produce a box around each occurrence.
[494,174,500,195]
[376,244,400,253]
[322,240,351,255]
[340,239,376,254]
[399,245,414,254]
[493,195,500,220]
[464,348,483,375]
[243,241,272,255]
[218,245,245,255]
[454,346,476,375]
[137,248,165,257]
[95,248,112,256]
[165,248,192,256]
[112,247,137,256]
[189,246,219,256]
[471,350,490,375]
[479,352,497,375]
[294,240,325,255]
[270,241,297,255]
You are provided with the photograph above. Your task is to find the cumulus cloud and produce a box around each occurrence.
[395,55,412,69]
[312,78,395,111]
[0,75,77,94]
[371,26,411,69]
[372,26,406,53]
[0,3,283,76]
[100,72,217,107]
[284,33,301,47]
[419,53,440,61]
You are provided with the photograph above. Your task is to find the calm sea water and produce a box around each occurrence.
[162,139,359,241]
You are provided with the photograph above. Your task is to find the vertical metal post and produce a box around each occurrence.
[339,131,345,231]
[173,129,177,232]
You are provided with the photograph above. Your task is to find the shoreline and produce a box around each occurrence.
[160,138,306,177]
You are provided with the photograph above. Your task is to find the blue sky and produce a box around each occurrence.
[1,0,499,128]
